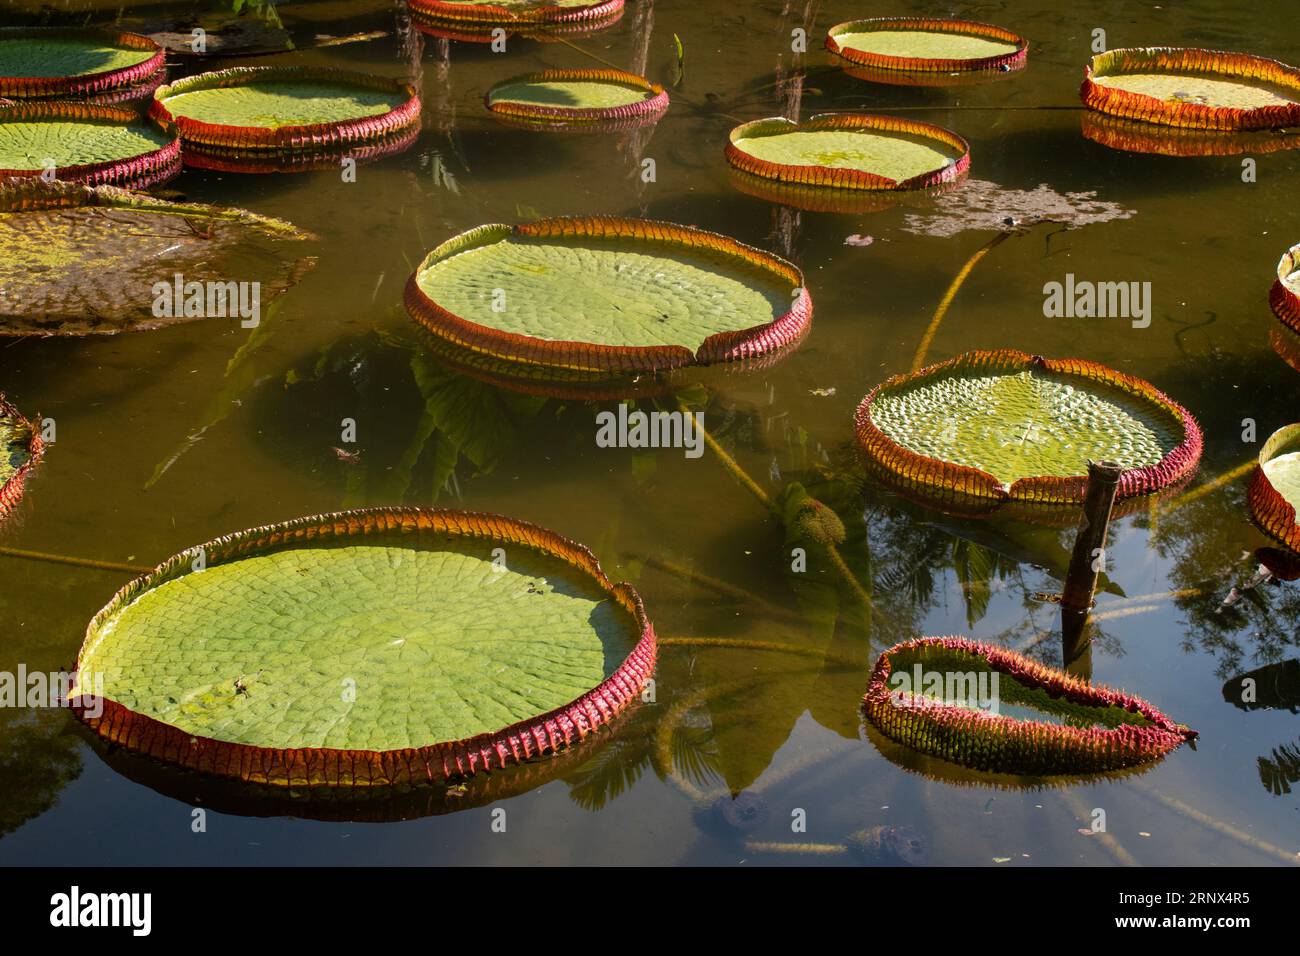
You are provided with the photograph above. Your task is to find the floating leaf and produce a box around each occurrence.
[71,509,656,788]
[1270,241,1300,336]
[485,68,667,131]
[826,17,1027,83]
[1248,423,1300,554]
[0,180,315,336]
[0,393,42,521]
[411,0,623,25]
[0,101,179,188]
[862,637,1197,776]
[1082,47,1300,130]
[405,216,812,377]
[150,66,421,157]
[855,350,1202,512]
[0,27,164,100]
[726,113,968,192]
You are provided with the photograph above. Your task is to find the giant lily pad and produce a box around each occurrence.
[0,180,315,336]
[1249,424,1300,555]
[862,637,1196,776]
[70,509,656,788]
[854,350,1202,511]
[826,17,1027,82]
[0,102,179,189]
[726,113,968,192]
[0,393,42,521]
[411,0,623,26]
[1270,242,1300,336]
[0,27,164,100]
[1082,48,1300,130]
[150,66,421,155]
[405,216,812,376]
[485,68,667,131]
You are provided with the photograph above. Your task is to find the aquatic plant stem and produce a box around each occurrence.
[744,841,846,855]
[1131,782,1299,865]
[0,546,149,574]
[911,231,1012,372]
[1058,789,1138,866]
[1157,458,1255,515]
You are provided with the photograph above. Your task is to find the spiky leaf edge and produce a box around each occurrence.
[862,637,1196,776]
[1270,242,1300,335]
[1248,423,1300,554]
[853,349,1203,507]
[0,393,43,521]
[70,508,657,788]
[409,0,623,26]
[404,216,813,376]
[825,17,1028,75]
[1081,47,1300,131]
[484,67,667,125]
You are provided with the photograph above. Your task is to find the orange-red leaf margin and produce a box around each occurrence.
[0,394,43,521]
[1248,424,1300,555]
[0,27,165,99]
[825,17,1028,75]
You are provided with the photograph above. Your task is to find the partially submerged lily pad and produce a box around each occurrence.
[0,180,315,336]
[826,17,1027,80]
[405,216,812,376]
[0,27,164,100]
[862,637,1196,776]
[0,102,180,189]
[1082,48,1300,130]
[0,393,42,521]
[854,350,1202,510]
[726,113,968,192]
[150,66,421,155]
[485,68,667,131]
[70,509,656,788]
[1249,424,1300,555]
[1270,242,1300,336]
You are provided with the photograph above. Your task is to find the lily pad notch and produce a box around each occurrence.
[0,27,165,100]
[1249,424,1300,555]
[726,113,969,192]
[70,509,657,788]
[863,638,1197,776]
[150,66,421,159]
[405,216,812,377]
[1270,242,1300,335]
[1082,48,1300,130]
[826,17,1028,79]
[485,68,667,130]
[854,350,1203,510]
[0,393,43,521]
[0,102,180,188]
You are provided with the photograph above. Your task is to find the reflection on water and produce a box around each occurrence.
[0,0,1298,866]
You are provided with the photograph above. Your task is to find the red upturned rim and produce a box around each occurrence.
[179,123,421,174]
[0,101,180,189]
[1270,242,1300,335]
[1082,109,1300,157]
[825,17,1028,74]
[1081,47,1300,131]
[149,66,421,153]
[70,508,657,788]
[725,113,970,192]
[484,68,667,125]
[1248,423,1300,555]
[0,393,43,522]
[861,637,1196,775]
[405,216,813,376]
[0,27,165,99]
[410,0,623,25]
[853,349,1204,508]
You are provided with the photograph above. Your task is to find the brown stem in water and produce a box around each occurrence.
[0,546,149,574]
[911,231,1013,372]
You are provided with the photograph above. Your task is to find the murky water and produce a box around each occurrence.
[2,0,1298,866]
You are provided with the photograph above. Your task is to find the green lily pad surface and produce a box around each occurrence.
[870,367,1182,485]
[160,79,406,129]
[416,234,790,351]
[0,182,314,335]
[731,127,962,182]
[1263,452,1300,513]
[489,79,650,110]
[75,539,640,751]
[0,36,155,78]
[1092,72,1300,110]
[0,113,170,169]
[833,30,1019,61]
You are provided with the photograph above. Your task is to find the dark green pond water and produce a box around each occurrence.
[2,0,1298,866]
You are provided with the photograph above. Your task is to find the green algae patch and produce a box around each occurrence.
[405,217,811,376]
[71,509,656,788]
